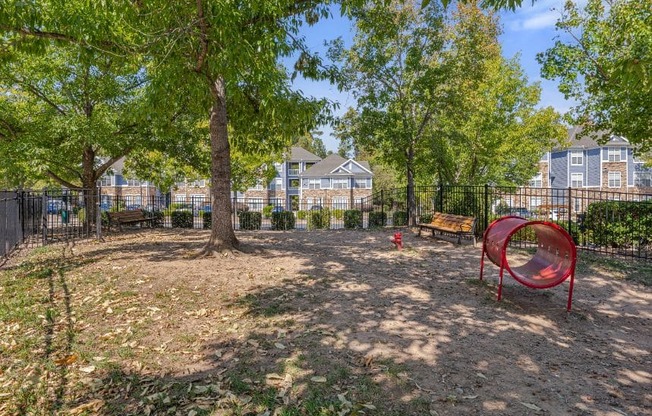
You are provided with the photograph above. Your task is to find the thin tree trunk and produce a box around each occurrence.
[81,146,98,228]
[406,144,417,227]
[205,76,238,253]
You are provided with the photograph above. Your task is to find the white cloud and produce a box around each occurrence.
[502,0,569,32]
[521,12,559,30]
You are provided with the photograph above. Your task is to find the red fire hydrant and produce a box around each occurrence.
[391,232,403,251]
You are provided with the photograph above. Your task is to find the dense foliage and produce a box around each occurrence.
[271,211,296,230]
[344,210,363,229]
[538,0,651,152]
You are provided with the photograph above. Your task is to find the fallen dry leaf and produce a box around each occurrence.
[520,402,542,412]
[54,354,78,366]
[310,376,327,383]
[68,399,104,415]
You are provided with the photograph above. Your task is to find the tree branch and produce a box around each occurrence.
[96,151,131,180]
[11,76,67,115]
[46,170,82,190]
[195,0,210,73]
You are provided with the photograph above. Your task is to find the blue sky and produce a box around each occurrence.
[291,0,579,152]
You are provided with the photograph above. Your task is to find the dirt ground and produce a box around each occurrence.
[1,228,650,415]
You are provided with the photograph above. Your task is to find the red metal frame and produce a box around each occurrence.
[480,216,577,311]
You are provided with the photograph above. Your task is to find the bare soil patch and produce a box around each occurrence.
[1,228,650,415]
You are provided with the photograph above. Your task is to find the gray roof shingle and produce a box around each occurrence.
[300,153,373,178]
[288,146,322,161]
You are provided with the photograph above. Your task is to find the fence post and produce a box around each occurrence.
[484,184,489,232]
[96,187,102,240]
[438,184,444,213]
[568,186,572,234]
[41,189,48,245]
[381,190,384,225]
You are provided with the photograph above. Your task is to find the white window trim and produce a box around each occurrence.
[634,171,652,187]
[570,151,583,166]
[607,171,621,188]
[607,147,621,162]
[570,172,584,188]
[332,178,349,189]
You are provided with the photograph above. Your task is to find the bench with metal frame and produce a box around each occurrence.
[107,209,153,231]
[418,212,477,245]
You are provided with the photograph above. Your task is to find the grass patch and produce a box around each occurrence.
[576,251,652,286]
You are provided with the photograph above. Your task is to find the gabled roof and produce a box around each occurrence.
[300,154,373,178]
[563,126,630,150]
[287,146,322,161]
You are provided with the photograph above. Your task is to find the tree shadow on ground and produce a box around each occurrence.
[1,229,649,415]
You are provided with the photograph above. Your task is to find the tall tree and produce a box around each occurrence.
[432,3,565,186]
[537,0,651,152]
[330,0,449,225]
[293,130,328,158]
[0,45,150,222]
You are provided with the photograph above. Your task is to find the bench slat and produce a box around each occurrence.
[418,212,477,245]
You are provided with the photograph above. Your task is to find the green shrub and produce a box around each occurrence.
[101,211,109,227]
[584,200,652,248]
[146,210,164,228]
[331,209,345,220]
[109,201,125,212]
[171,211,193,228]
[263,205,273,219]
[392,211,408,226]
[308,210,331,230]
[239,211,262,230]
[419,212,433,224]
[296,210,308,220]
[203,212,212,229]
[369,212,387,227]
[271,211,295,230]
[344,210,363,229]
[77,208,86,223]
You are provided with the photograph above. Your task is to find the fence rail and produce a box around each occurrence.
[2,185,651,262]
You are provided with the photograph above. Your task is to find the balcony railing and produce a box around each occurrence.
[288,169,300,176]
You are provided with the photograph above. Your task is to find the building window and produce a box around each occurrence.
[190,194,205,204]
[290,179,300,189]
[126,179,141,187]
[529,173,543,188]
[332,178,349,189]
[248,198,263,211]
[571,173,584,188]
[332,197,348,209]
[269,178,283,190]
[570,151,583,166]
[634,172,652,187]
[288,163,300,176]
[608,171,621,188]
[98,176,112,187]
[530,197,542,211]
[175,195,186,203]
[354,178,370,189]
[608,147,621,162]
[302,179,320,189]
[192,180,206,188]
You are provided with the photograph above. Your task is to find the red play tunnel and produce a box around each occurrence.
[480,216,577,311]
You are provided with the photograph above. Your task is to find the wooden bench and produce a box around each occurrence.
[418,212,477,245]
[107,209,153,231]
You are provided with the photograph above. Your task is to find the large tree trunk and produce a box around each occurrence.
[205,76,238,253]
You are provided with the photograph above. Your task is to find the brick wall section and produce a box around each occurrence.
[601,162,628,192]
[539,162,550,188]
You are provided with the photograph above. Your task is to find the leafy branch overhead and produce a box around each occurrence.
[538,0,651,152]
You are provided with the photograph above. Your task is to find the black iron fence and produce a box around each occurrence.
[361,185,651,260]
[3,186,650,261]
[1,189,100,262]
[98,194,377,231]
